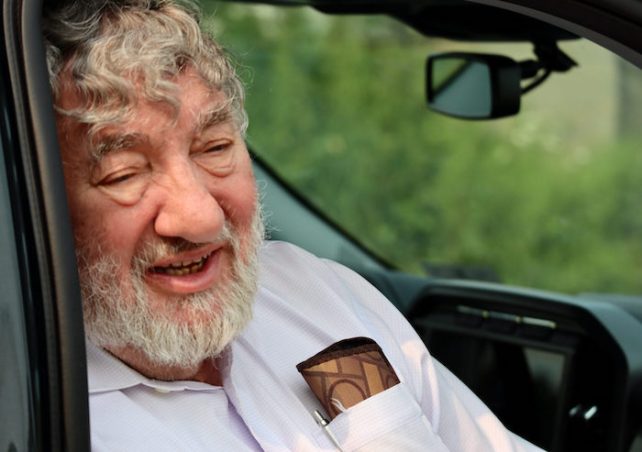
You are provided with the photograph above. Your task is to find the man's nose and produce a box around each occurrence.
[153,163,225,244]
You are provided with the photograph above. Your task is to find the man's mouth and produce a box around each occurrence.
[151,252,212,276]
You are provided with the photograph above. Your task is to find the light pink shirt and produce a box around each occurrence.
[87,241,543,451]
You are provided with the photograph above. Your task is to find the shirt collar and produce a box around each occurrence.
[86,340,229,394]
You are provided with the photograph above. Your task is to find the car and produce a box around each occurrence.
[1,0,641,451]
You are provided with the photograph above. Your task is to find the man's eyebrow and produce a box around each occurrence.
[195,105,233,134]
[90,132,148,162]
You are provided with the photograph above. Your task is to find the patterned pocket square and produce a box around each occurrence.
[297,337,400,420]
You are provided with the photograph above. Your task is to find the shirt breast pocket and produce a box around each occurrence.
[315,383,450,452]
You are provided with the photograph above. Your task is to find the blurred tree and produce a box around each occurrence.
[206,2,642,295]
[617,58,642,140]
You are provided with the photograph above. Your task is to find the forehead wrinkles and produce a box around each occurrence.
[55,46,243,147]
[86,89,234,162]
[86,92,174,157]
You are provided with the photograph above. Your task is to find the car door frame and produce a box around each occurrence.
[2,0,89,450]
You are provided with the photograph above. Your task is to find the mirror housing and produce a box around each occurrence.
[426,53,521,119]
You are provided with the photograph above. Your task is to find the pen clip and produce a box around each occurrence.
[312,410,345,452]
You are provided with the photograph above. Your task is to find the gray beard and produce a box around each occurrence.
[78,210,264,369]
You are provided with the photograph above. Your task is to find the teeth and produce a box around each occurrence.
[153,253,210,276]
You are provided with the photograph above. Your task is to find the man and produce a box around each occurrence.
[44,1,542,450]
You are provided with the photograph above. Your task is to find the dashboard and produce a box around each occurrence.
[406,280,642,451]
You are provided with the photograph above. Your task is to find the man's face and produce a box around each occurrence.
[57,68,262,369]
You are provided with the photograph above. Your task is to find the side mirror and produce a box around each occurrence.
[426,53,521,119]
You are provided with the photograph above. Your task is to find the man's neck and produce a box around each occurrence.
[107,345,223,386]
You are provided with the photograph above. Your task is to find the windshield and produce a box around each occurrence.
[207,2,642,295]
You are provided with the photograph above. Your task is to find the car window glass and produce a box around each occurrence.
[0,130,32,451]
[207,3,642,296]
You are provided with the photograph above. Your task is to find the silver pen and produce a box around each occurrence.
[313,410,345,452]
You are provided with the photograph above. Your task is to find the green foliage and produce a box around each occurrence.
[206,2,642,294]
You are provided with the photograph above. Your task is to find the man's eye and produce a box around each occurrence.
[100,172,137,186]
[195,141,236,175]
[205,143,230,153]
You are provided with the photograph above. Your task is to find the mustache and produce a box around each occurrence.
[132,222,235,269]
